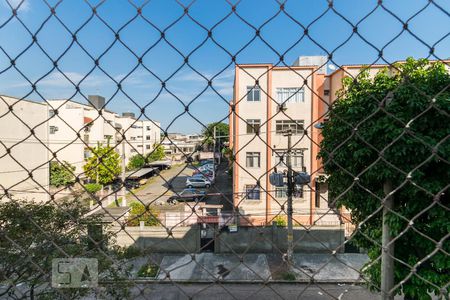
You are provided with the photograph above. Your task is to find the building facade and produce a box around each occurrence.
[229,59,328,226]
[230,57,450,226]
[0,95,50,202]
[47,96,161,176]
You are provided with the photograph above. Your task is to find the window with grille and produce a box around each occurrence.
[49,126,58,134]
[276,87,304,103]
[146,145,151,150]
[275,187,287,198]
[274,150,304,169]
[275,186,303,198]
[245,185,260,200]
[246,119,261,134]
[246,86,260,101]
[246,152,260,168]
[275,120,304,134]
[146,135,151,140]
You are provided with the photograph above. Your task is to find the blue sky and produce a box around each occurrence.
[0,0,449,134]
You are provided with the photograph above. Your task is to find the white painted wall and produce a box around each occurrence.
[0,96,49,202]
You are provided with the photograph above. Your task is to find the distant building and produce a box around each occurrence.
[46,95,160,175]
[162,133,204,162]
[0,95,49,202]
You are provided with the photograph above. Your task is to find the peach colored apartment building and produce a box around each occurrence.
[229,57,330,226]
[230,57,450,227]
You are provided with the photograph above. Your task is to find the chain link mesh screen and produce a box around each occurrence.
[0,0,449,299]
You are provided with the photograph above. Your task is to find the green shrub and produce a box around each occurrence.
[281,272,296,281]
[84,183,102,194]
[273,215,287,227]
[137,263,159,278]
[127,202,159,226]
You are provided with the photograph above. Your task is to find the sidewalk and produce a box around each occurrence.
[126,253,369,283]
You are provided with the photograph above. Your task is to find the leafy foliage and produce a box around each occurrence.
[127,154,145,171]
[83,144,121,186]
[84,183,102,194]
[273,215,287,227]
[137,263,159,278]
[147,143,165,162]
[49,161,75,187]
[127,202,160,226]
[0,199,130,299]
[202,122,229,146]
[318,58,450,299]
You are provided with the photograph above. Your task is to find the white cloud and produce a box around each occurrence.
[3,0,30,12]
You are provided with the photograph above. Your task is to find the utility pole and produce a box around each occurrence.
[381,180,394,300]
[283,129,294,264]
[96,141,100,185]
[213,126,216,178]
[121,129,127,207]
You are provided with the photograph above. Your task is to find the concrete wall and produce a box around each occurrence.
[216,226,344,254]
[110,225,200,253]
[110,225,344,254]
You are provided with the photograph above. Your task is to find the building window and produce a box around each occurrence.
[104,135,112,141]
[294,185,303,198]
[84,149,91,159]
[246,119,261,134]
[274,150,304,169]
[276,88,304,104]
[130,137,136,141]
[275,187,287,198]
[324,89,330,96]
[49,126,58,134]
[146,135,151,140]
[245,185,260,200]
[131,149,137,153]
[146,126,151,131]
[146,145,151,150]
[137,145,143,148]
[246,86,260,102]
[275,120,304,134]
[49,109,55,117]
[246,152,260,168]
[275,186,303,198]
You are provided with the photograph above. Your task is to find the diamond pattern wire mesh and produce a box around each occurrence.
[0,0,449,299]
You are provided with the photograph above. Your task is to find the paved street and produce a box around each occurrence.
[128,283,381,300]
[126,163,192,205]
[126,161,233,211]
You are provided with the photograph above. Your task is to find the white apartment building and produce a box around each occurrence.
[47,95,161,176]
[0,95,50,202]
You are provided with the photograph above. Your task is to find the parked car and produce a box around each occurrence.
[167,188,206,204]
[199,159,214,166]
[194,164,214,174]
[111,180,140,191]
[192,169,214,179]
[186,177,212,188]
[191,173,214,183]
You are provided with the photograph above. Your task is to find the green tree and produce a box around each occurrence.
[83,144,121,186]
[318,58,449,299]
[147,143,165,162]
[127,154,145,171]
[126,202,159,226]
[0,199,130,299]
[49,161,75,187]
[202,122,229,147]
